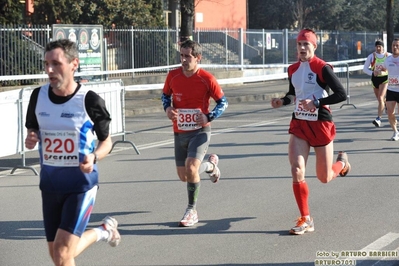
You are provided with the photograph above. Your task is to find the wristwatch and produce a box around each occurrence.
[93,153,98,164]
[313,99,320,108]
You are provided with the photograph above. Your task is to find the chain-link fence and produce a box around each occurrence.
[0,24,383,86]
[0,24,50,86]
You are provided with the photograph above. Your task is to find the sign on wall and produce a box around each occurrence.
[52,24,104,80]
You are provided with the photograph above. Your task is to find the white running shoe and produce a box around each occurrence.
[372,119,381,127]
[102,216,121,247]
[206,154,220,183]
[391,132,399,141]
[178,209,198,227]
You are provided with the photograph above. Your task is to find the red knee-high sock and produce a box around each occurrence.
[292,180,310,217]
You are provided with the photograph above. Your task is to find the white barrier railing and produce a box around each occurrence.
[1,79,139,176]
[0,89,31,159]
[0,59,366,82]
[82,80,140,155]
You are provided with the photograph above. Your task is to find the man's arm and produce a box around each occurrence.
[319,65,347,105]
[25,87,40,149]
[363,54,373,76]
[206,95,228,122]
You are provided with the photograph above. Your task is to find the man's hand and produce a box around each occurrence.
[166,107,177,121]
[300,99,317,111]
[80,153,95,173]
[271,98,283,108]
[25,130,39,149]
[196,113,209,126]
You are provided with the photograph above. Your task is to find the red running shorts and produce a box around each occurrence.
[289,119,336,147]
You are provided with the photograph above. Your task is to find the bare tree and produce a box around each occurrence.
[292,0,313,29]
[180,0,195,42]
[178,0,225,43]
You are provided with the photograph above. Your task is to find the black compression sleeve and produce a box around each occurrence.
[25,87,41,130]
[319,66,347,106]
[85,91,111,141]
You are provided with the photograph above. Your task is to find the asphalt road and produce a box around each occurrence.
[1,81,399,266]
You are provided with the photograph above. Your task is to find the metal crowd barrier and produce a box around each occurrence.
[83,80,140,154]
[331,62,357,109]
[0,79,139,176]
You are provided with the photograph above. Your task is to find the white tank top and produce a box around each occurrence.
[36,84,95,167]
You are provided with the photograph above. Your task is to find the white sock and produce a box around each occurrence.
[207,162,214,172]
[93,227,110,242]
[199,162,213,174]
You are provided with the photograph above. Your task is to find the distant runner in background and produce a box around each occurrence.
[378,38,399,141]
[363,40,390,128]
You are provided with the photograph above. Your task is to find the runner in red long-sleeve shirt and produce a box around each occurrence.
[162,40,228,227]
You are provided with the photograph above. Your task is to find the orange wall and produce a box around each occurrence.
[195,0,247,29]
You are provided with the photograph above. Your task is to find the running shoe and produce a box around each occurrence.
[391,131,399,141]
[372,118,381,127]
[102,216,121,247]
[206,154,221,183]
[336,151,351,177]
[178,209,198,227]
[289,217,314,235]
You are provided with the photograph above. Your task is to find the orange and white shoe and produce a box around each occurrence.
[289,217,315,235]
[336,151,351,177]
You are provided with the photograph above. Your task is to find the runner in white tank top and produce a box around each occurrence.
[363,40,390,127]
[379,38,399,140]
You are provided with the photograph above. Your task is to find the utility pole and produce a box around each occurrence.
[179,0,194,43]
[386,0,394,52]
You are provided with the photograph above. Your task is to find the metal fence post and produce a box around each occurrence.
[320,29,324,58]
[262,28,265,66]
[283,28,288,65]
[225,28,228,66]
[340,63,357,109]
[239,28,244,69]
[131,26,135,80]
[104,38,108,80]
[166,28,170,67]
